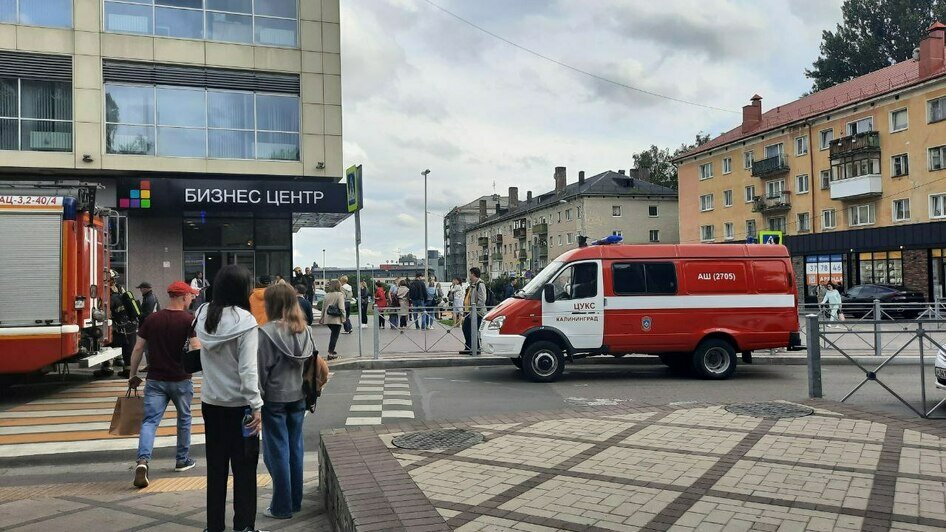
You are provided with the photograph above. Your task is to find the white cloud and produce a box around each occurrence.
[294,0,845,269]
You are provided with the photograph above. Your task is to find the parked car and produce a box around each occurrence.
[840,284,925,319]
[936,349,946,391]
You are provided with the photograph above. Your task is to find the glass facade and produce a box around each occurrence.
[104,0,298,47]
[858,251,902,285]
[0,78,73,152]
[0,0,72,28]
[105,83,299,160]
[183,215,292,287]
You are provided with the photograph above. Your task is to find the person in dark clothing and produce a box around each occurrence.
[303,267,315,303]
[408,273,428,329]
[503,279,516,300]
[359,281,370,327]
[96,270,140,378]
[137,282,160,323]
[295,284,313,325]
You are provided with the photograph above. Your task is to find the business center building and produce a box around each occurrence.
[0,0,344,303]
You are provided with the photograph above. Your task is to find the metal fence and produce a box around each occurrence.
[365,301,501,358]
[805,312,946,419]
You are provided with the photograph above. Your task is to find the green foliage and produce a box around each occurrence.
[632,132,711,190]
[806,0,946,91]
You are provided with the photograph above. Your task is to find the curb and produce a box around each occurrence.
[327,353,933,370]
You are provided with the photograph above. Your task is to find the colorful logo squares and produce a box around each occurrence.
[120,180,152,209]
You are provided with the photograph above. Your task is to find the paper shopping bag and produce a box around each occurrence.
[108,391,144,436]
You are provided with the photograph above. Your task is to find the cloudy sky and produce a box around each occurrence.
[293,0,844,269]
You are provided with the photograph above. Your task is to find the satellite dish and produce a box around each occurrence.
[913,47,921,61]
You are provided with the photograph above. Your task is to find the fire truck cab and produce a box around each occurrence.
[481,243,802,382]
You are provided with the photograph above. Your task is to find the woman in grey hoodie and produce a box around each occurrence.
[258,284,315,519]
[195,265,264,532]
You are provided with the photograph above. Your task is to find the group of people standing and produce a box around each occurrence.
[126,265,328,532]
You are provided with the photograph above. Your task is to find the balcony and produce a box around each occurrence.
[830,173,883,201]
[479,253,489,263]
[495,234,503,244]
[513,227,527,239]
[829,131,880,159]
[491,251,503,261]
[477,236,489,247]
[752,192,791,213]
[533,222,548,234]
[751,155,790,178]
[518,249,527,260]
[538,243,549,257]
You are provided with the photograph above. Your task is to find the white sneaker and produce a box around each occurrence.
[360,324,368,329]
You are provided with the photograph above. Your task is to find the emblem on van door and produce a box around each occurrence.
[642,316,652,331]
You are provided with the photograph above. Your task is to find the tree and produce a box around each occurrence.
[806,0,946,92]
[632,132,710,190]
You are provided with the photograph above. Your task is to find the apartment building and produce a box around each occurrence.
[676,22,946,303]
[464,166,679,279]
[0,0,344,302]
[443,194,507,282]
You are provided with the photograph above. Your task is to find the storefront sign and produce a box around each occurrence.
[117,178,349,214]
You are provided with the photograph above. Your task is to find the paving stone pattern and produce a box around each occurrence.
[320,400,946,531]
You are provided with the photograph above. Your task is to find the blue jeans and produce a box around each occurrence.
[412,299,429,328]
[262,399,306,517]
[137,379,193,462]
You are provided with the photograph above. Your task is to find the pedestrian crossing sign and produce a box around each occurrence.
[758,230,783,245]
[346,164,363,213]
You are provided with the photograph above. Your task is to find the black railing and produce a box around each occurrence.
[751,155,790,178]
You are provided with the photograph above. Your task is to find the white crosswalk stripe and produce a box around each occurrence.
[345,370,415,426]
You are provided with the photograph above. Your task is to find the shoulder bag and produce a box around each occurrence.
[182,304,205,374]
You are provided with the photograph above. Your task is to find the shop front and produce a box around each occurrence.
[788,222,946,305]
[114,176,349,301]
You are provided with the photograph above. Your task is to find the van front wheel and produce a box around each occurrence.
[692,339,737,379]
[521,341,564,382]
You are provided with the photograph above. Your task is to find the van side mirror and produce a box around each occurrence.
[543,284,555,303]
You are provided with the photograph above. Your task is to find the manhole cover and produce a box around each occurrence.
[392,429,484,451]
[724,402,814,419]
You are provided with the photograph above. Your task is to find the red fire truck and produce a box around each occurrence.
[481,243,802,382]
[0,194,115,379]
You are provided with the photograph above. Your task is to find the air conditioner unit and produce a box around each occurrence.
[29,131,71,151]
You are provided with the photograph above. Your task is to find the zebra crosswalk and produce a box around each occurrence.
[345,370,415,426]
[0,378,204,458]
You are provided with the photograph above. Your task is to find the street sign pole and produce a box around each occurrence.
[347,165,364,357]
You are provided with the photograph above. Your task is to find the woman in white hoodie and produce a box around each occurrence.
[195,264,264,532]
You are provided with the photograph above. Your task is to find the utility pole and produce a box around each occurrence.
[422,169,430,284]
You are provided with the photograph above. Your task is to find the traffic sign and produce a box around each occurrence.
[758,230,783,245]
[346,164,363,213]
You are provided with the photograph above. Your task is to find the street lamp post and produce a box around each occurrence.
[422,169,430,284]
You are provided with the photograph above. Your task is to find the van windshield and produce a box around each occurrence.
[520,261,563,298]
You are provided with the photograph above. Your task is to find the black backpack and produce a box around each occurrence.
[478,280,497,307]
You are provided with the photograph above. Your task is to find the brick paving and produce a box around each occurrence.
[320,400,946,531]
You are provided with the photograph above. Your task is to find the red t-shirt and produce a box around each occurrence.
[137,309,194,382]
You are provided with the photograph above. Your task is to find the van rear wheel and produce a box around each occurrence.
[521,341,564,382]
[692,339,737,379]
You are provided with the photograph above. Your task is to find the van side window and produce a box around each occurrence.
[613,262,677,295]
[552,263,598,300]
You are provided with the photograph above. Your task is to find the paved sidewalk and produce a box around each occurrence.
[0,451,331,531]
[321,400,946,531]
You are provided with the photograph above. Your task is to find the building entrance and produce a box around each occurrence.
[184,251,255,301]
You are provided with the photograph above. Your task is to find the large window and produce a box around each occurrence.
[551,262,597,300]
[0,78,72,152]
[858,251,903,285]
[745,219,756,239]
[929,96,946,123]
[699,194,714,211]
[722,157,732,174]
[890,108,908,132]
[930,145,946,171]
[723,222,734,240]
[613,262,677,295]
[797,212,810,232]
[105,83,299,160]
[0,0,72,28]
[699,162,713,180]
[819,128,833,150]
[893,199,910,222]
[723,189,733,207]
[700,225,714,242]
[891,154,909,177]
[932,193,946,219]
[849,203,875,226]
[822,208,836,230]
[846,116,873,135]
[104,0,298,47]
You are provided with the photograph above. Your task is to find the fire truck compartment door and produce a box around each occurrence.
[542,260,604,350]
[0,212,62,326]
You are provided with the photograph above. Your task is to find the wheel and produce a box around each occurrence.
[692,339,737,380]
[659,353,690,371]
[511,357,523,369]
[521,341,565,382]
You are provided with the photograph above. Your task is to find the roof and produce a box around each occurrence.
[554,243,790,262]
[676,56,946,161]
[467,170,677,231]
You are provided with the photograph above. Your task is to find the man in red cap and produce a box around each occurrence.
[127,281,201,488]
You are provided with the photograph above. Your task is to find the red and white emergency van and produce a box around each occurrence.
[481,243,802,382]
[0,194,115,380]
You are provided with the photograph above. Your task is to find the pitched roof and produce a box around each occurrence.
[676,57,946,161]
[468,170,676,230]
